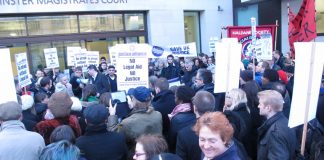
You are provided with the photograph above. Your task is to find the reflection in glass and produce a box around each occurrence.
[126,37,138,43]
[27,16,78,35]
[139,36,145,43]
[29,43,52,72]
[316,0,324,34]
[0,17,26,37]
[125,13,144,30]
[52,41,66,71]
[184,12,201,52]
[79,14,124,33]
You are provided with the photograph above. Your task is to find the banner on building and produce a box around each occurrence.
[67,47,81,66]
[227,25,276,57]
[288,0,316,59]
[44,48,59,68]
[15,52,32,88]
[111,44,149,92]
[86,51,99,67]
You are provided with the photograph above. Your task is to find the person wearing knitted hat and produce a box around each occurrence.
[35,92,82,144]
[0,101,45,160]
[21,95,40,131]
[108,86,162,157]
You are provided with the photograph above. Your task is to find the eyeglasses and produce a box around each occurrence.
[134,152,146,157]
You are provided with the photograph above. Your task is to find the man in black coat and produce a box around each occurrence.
[76,104,128,160]
[87,65,111,96]
[107,65,118,92]
[161,55,180,80]
[257,90,297,160]
[193,68,225,111]
[152,77,176,137]
[176,91,215,160]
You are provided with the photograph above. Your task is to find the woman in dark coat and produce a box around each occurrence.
[168,86,196,152]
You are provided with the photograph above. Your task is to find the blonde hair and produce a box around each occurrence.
[225,88,248,112]
[257,90,284,112]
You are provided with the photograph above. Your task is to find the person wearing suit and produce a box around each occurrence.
[87,65,111,97]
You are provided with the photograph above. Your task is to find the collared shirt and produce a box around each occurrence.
[92,72,98,81]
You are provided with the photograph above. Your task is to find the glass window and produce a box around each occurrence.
[126,37,138,43]
[0,17,26,37]
[52,41,67,71]
[316,0,324,34]
[27,16,78,35]
[125,13,145,30]
[139,36,146,43]
[29,42,52,72]
[79,14,124,33]
[184,12,201,52]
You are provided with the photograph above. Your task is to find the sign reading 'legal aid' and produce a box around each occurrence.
[111,44,149,92]
[15,52,32,88]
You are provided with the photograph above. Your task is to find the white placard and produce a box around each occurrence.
[0,49,18,103]
[74,49,87,68]
[67,47,81,66]
[109,46,117,67]
[288,42,324,128]
[44,48,59,68]
[86,51,99,67]
[15,52,32,88]
[256,33,273,60]
[167,42,197,57]
[214,38,242,93]
[113,44,149,91]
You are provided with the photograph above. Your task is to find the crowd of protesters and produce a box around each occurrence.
[1,50,324,160]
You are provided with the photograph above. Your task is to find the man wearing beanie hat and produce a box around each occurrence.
[20,95,40,131]
[0,101,45,160]
[35,92,81,144]
[76,104,128,160]
[108,86,162,156]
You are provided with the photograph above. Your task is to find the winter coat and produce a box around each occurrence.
[182,69,197,87]
[176,122,201,160]
[108,107,162,150]
[107,74,118,92]
[22,109,40,131]
[70,76,83,98]
[88,72,111,95]
[76,124,128,160]
[201,141,240,160]
[152,90,176,136]
[257,112,297,160]
[161,64,180,80]
[0,120,45,160]
[168,111,196,152]
[35,115,82,144]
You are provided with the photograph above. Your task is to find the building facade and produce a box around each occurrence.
[0,0,233,74]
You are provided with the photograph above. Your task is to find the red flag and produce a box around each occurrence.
[288,0,316,59]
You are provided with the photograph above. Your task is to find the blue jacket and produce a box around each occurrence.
[201,142,240,160]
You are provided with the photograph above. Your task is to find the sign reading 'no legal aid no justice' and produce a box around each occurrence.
[15,52,32,88]
[44,48,59,68]
[110,44,149,92]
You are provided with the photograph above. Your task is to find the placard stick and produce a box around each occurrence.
[52,68,56,79]
[24,87,27,95]
[300,42,316,156]
[274,20,278,50]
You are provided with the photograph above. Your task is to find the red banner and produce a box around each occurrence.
[288,0,316,59]
[227,25,276,58]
